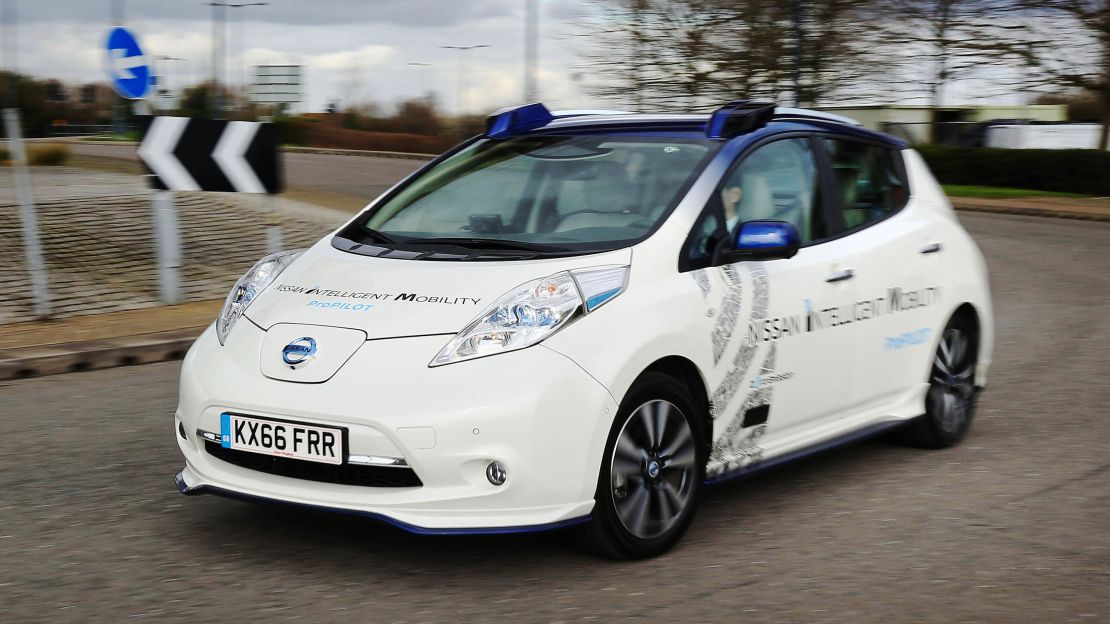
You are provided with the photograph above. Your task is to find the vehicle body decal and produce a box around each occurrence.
[710,265,744,364]
[708,343,776,475]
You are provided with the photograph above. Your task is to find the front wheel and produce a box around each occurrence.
[899,312,979,448]
[574,372,706,559]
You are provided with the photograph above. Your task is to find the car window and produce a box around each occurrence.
[683,137,826,271]
[823,139,907,231]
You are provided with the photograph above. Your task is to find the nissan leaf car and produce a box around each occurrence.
[174,101,993,559]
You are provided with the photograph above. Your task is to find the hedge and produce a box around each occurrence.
[914,145,1110,197]
[273,117,454,154]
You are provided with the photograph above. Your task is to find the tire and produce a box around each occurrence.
[572,371,707,559]
[898,312,979,449]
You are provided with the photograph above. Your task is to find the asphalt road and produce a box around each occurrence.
[68,142,426,201]
[1,212,1107,623]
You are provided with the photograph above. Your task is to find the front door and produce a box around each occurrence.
[683,137,861,477]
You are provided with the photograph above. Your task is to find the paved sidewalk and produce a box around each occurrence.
[0,301,218,379]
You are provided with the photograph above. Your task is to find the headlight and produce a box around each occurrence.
[430,265,629,367]
[216,250,301,345]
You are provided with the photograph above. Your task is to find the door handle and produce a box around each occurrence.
[825,268,854,283]
[919,242,943,254]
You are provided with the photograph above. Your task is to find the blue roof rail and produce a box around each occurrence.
[706,100,777,139]
[485,103,555,138]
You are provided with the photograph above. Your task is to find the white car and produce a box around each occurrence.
[174,102,993,559]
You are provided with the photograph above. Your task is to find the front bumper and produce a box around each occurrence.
[175,323,618,532]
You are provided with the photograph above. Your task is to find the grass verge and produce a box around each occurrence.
[942,184,1091,199]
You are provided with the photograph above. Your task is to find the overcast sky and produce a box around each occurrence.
[2,0,597,114]
[3,0,1020,115]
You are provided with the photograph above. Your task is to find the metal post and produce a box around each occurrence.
[4,108,51,318]
[111,0,125,135]
[151,190,181,305]
[2,1,50,318]
[263,194,282,255]
[441,45,488,136]
[210,2,225,118]
[524,0,538,102]
[456,51,464,120]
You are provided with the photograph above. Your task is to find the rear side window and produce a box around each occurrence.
[823,139,907,232]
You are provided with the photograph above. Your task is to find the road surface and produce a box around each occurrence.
[1,212,1107,622]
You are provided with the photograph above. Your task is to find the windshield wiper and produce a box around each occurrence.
[400,237,571,253]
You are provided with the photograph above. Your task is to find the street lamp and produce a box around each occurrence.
[406,62,432,99]
[227,2,269,104]
[207,2,269,117]
[440,44,489,122]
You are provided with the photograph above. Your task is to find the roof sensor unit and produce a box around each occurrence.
[485,102,555,138]
[706,100,777,139]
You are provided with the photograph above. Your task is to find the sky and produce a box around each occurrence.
[1,0,1028,115]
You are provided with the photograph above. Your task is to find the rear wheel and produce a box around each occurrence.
[899,313,979,448]
[574,372,705,559]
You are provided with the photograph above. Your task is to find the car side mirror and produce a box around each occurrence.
[713,220,801,264]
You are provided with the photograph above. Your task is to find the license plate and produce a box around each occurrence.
[220,413,344,465]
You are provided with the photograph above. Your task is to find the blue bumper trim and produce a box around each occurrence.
[174,469,591,536]
[705,419,910,486]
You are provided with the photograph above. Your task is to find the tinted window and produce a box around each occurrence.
[684,138,826,270]
[823,139,907,231]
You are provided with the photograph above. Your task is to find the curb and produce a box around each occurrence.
[952,202,1110,222]
[0,327,205,381]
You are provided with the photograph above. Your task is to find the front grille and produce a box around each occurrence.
[205,442,423,488]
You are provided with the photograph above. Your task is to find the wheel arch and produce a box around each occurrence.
[932,301,984,387]
[631,356,712,456]
[950,301,981,336]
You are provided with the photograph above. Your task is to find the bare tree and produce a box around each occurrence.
[579,0,736,110]
[578,0,890,110]
[875,2,1033,100]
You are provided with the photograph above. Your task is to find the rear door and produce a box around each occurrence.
[818,138,945,410]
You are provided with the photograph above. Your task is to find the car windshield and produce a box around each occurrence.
[350,134,717,255]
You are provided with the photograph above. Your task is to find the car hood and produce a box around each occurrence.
[244,242,633,340]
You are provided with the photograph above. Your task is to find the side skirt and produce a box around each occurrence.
[704,419,911,487]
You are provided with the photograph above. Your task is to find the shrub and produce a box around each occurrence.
[277,117,453,154]
[915,145,1110,197]
[27,143,70,166]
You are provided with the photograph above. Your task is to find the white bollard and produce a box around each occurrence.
[3,108,51,319]
[151,189,181,305]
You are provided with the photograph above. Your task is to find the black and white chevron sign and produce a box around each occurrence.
[138,116,282,194]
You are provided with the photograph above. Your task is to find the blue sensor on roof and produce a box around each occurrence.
[485,103,555,138]
[706,100,777,139]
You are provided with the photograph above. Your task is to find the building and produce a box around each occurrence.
[814,104,1068,145]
